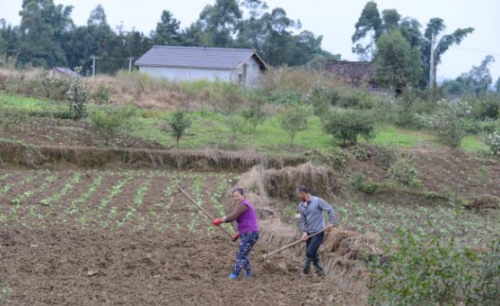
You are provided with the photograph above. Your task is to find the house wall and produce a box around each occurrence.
[231,57,263,87]
[138,57,264,87]
[138,66,233,83]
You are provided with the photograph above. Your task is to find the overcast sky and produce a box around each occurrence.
[1,0,499,82]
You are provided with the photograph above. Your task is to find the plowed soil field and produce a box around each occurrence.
[0,170,366,306]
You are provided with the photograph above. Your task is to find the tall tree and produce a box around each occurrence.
[18,0,72,67]
[197,0,242,47]
[0,21,19,58]
[87,4,107,26]
[352,1,382,59]
[152,10,181,46]
[373,30,423,89]
[495,77,500,94]
[443,55,496,95]
[422,18,474,88]
[381,9,401,31]
[399,18,422,49]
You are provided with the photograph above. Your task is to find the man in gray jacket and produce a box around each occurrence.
[297,185,337,276]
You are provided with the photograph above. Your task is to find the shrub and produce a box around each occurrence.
[395,90,420,128]
[66,67,90,120]
[350,172,380,194]
[168,110,192,148]
[305,148,347,169]
[485,132,500,156]
[218,84,245,115]
[302,85,340,116]
[338,90,375,109]
[42,70,71,100]
[90,105,132,145]
[368,232,500,306]
[323,109,375,146]
[242,97,266,134]
[226,115,248,142]
[279,103,310,146]
[462,118,498,135]
[91,84,111,104]
[431,99,470,148]
[389,155,420,187]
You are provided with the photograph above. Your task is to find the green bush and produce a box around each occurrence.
[168,110,192,148]
[305,148,347,169]
[302,85,340,116]
[462,118,498,135]
[91,84,111,104]
[395,90,420,128]
[389,155,420,187]
[279,103,310,146]
[368,232,500,306]
[350,172,380,194]
[485,132,500,156]
[42,71,71,101]
[431,99,469,148]
[323,109,375,146]
[90,105,132,145]
[66,67,90,120]
[242,97,266,134]
[226,115,248,142]
[338,90,375,109]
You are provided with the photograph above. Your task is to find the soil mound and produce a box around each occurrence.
[467,195,500,213]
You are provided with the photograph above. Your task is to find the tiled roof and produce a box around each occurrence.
[135,46,267,70]
[326,60,373,80]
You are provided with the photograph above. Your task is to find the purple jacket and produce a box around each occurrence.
[236,199,259,235]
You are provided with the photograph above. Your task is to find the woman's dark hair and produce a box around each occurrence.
[233,188,245,196]
[297,185,310,194]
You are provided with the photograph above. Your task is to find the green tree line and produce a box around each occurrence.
[0,0,339,74]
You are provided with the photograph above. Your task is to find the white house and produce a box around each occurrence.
[134,46,268,87]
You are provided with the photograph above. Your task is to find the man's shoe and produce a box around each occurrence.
[313,256,325,276]
[303,258,312,275]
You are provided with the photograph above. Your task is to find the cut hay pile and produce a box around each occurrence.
[263,162,341,200]
[320,228,383,294]
[322,228,383,261]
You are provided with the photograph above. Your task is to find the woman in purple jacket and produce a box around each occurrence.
[213,188,260,279]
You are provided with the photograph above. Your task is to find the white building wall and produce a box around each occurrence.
[139,66,233,83]
[139,56,264,87]
[230,57,263,88]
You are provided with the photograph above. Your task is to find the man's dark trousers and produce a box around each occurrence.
[303,231,325,275]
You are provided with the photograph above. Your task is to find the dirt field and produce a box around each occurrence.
[0,116,165,149]
[0,170,366,306]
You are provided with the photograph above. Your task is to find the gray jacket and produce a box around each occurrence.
[299,196,337,233]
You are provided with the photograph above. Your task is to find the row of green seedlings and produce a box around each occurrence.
[1,172,44,223]
[210,174,236,235]
[0,171,40,199]
[98,173,135,229]
[9,172,58,206]
[116,173,154,230]
[187,174,204,233]
[64,174,104,226]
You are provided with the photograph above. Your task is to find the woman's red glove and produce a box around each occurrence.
[213,218,223,226]
[232,233,240,242]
